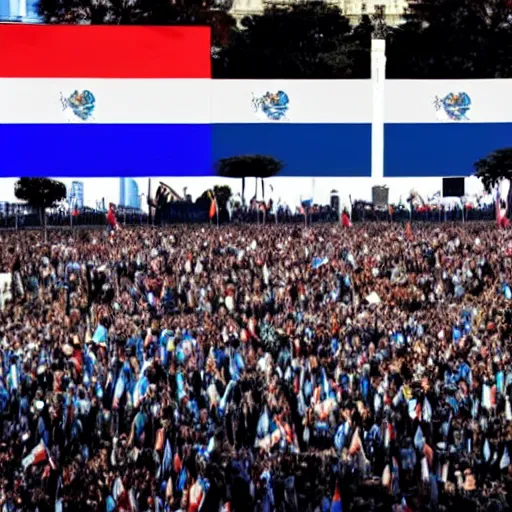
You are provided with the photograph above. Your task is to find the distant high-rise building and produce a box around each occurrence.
[119,178,140,208]
[330,189,340,214]
[119,178,126,207]
[372,185,389,208]
[68,181,84,209]
[0,0,41,22]
[126,179,140,209]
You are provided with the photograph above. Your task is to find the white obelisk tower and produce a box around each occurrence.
[371,8,386,181]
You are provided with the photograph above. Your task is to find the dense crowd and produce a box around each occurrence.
[1,222,512,512]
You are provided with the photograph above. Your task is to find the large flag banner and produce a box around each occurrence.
[0,25,211,177]
[384,80,512,177]
[211,80,372,177]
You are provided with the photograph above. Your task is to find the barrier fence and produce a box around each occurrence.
[0,205,497,229]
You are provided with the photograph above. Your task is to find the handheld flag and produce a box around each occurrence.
[330,480,342,512]
[405,222,413,241]
[497,185,510,228]
[497,186,501,226]
[22,441,48,470]
[208,190,217,221]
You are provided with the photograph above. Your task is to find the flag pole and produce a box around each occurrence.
[311,178,315,227]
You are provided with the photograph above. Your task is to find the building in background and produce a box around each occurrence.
[119,178,126,207]
[0,201,34,216]
[126,178,140,209]
[229,0,408,25]
[372,185,389,209]
[68,180,84,209]
[330,189,340,214]
[119,178,140,209]
[0,0,41,22]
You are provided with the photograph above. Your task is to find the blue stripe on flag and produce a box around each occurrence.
[384,123,512,177]
[330,499,342,512]
[212,124,371,177]
[0,124,211,177]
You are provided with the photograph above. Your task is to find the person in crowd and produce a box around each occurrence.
[107,204,118,236]
[1,222,512,512]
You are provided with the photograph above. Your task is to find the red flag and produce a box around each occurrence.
[405,222,413,241]
[107,207,117,227]
[188,480,204,512]
[72,209,79,217]
[22,441,47,470]
[208,190,217,220]
[330,480,342,512]
[173,453,182,473]
[497,187,510,228]
[209,199,217,220]
[341,212,351,228]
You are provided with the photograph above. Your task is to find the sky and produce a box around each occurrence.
[0,176,490,212]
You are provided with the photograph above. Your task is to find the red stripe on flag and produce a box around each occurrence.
[0,25,211,78]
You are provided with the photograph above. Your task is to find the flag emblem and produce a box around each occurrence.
[61,90,96,121]
[252,91,289,121]
[434,92,471,121]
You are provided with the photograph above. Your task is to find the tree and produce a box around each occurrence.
[216,155,284,206]
[387,0,512,78]
[38,0,235,46]
[474,147,512,216]
[197,185,232,212]
[214,2,369,79]
[14,178,67,242]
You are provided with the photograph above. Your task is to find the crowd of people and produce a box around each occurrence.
[1,221,512,511]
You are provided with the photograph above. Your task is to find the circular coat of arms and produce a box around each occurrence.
[434,92,471,121]
[252,91,289,121]
[61,90,96,121]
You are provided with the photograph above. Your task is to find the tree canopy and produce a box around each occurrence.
[214,3,370,79]
[38,0,512,79]
[197,185,232,211]
[38,0,236,46]
[386,0,512,78]
[15,177,67,241]
[216,155,284,179]
[15,177,67,209]
[474,148,512,192]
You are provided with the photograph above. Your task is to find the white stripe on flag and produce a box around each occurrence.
[22,441,47,470]
[211,80,372,124]
[0,79,210,124]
